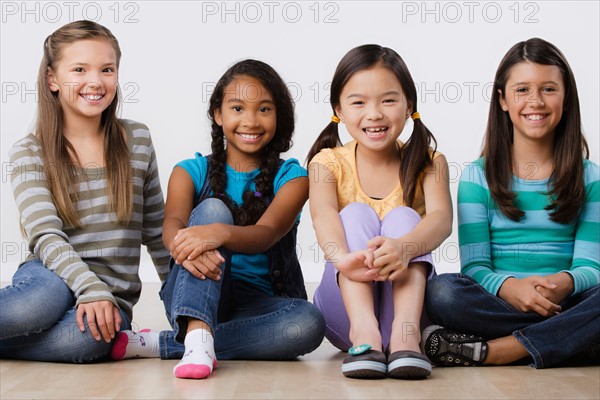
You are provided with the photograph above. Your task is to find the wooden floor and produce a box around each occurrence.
[1,283,599,400]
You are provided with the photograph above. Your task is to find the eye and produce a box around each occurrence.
[541,87,556,93]
[514,86,529,93]
[259,106,272,113]
[232,106,242,112]
[351,101,364,106]
[73,67,84,73]
[383,98,397,104]
[103,67,115,73]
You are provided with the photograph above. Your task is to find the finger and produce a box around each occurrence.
[530,277,557,290]
[182,260,206,280]
[85,307,101,341]
[113,307,122,333]
[203,252,224,275]
[367,236,384,249]
[76,305,86,332]
[103,306,115,342]
[94,308,111,343]
[364,249,375,269]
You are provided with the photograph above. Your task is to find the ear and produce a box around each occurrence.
[334,105,344,123]
[47,68,58,92]
[498,89,508,112]
[214,108,223,127]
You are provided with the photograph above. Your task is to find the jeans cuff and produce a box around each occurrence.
[512,330,543,368]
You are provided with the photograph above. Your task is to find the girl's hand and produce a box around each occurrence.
[366,236,413,281]
[498,277,561,317]
[181,249,225,281]
[76,300,122,342]
[170,225,222,265]
[335,250,377,282]
[534,272,574,305]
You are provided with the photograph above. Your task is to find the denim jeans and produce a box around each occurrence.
[425,273,600,368]
[313,202,435,352]
[0,259,130,363]
[159,198,325,360]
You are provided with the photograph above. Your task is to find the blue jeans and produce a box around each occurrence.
[159,198,325,360]
[425,273,600,368]
[0,260,130,363]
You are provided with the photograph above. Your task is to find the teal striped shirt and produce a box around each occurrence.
[458,158,599,296]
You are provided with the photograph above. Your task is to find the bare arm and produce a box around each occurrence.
[309,162,374,282]
[167,169,309,262]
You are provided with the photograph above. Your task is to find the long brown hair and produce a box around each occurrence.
[306,44,437,207]
[482,37,589,223]
[37,20,132,227]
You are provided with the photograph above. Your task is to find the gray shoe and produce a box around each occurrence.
[342,348,387,379]
[421,325,488,367]
[387,350,432,379]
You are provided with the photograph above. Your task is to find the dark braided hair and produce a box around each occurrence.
[208,60,295,226]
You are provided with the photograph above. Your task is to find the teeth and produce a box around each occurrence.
[239,133,260,140]
[364,127,387,133]
[82,94,103,100]
[525,114,545,121]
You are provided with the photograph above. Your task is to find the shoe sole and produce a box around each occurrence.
[388,357,432,379]
[342,360,387,379]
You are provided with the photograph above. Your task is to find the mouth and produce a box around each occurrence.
[523,113,548,122]
[236,132,263,143]
[80,93,105,102]
[363,126,388,139]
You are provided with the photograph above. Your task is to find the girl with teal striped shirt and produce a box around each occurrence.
[422,38,599,369]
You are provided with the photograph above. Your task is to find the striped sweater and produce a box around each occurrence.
[458,158,599,296]
[9,120,170,320]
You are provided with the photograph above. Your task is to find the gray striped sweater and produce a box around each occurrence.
[9,120,170,320]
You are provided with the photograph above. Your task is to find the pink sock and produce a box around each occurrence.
[173,329,217,379]
[111,329,159,360]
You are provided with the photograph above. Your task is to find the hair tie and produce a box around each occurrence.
[411,112,420,121]
[254,191,263,198]
[331,115,340,124]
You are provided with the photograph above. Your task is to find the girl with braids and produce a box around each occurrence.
[0,21,169,362]
[423,38,599,369]
[307,44,452,379]
[112,59,325,379]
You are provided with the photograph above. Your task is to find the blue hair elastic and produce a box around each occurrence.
[254,192,263,197]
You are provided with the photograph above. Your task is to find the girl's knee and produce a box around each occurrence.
[189,198,234,226]
[282,300,325,356]
[339,202,379,222]
[425,273,461,310]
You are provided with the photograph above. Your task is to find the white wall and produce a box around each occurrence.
[1,1,598,283]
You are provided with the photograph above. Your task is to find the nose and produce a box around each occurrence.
[366,104,383,120]
[242,112,260,128]
[529,86,544,106]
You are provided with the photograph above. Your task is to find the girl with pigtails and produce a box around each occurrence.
[112,59,325,379]
[307,44,452,379]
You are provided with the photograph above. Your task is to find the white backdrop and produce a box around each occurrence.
[1,1,598,283]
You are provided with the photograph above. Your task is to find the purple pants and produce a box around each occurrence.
[313,202,435,351]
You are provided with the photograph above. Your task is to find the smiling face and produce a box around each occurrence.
[47,39,118,128]
[499,61,565,145]
[214,75,277,167]
[335,65,411,154]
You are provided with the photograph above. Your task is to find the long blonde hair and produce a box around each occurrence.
[37,20,132,227]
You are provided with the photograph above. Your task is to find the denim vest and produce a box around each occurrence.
[198,157,308,307]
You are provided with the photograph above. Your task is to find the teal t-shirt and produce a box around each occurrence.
[177,154,307,294]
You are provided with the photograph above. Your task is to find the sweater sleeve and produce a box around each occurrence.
[9,136,116,307]
[140,133,170,282]
[458,161,514,295]
[565,161,600,295]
